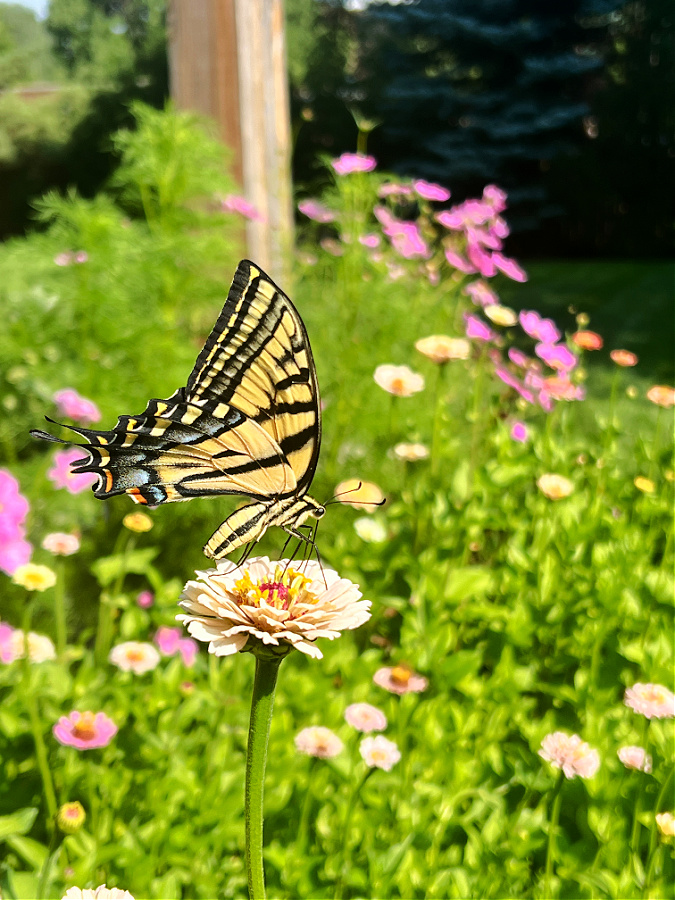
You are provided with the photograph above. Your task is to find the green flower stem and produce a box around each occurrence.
[36,828,60,900]
[54,559,67,658]
[644,763,674,894]
[294,757,318,858]
[94,530,133,665]
[431,363,448,477]
[630,719,651,862]
[334,769,373,900]
[246,654,283,900]
[544,771,565,898]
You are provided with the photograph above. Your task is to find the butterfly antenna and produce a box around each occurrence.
[322,481,386,510]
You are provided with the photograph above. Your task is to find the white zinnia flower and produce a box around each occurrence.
[109,641,160,675]
[61,887,134,899]
[10,630,56,663]
[617,745,652,773]
[373,364,425,397]
[178,557,369,660]
[360,735,401,771]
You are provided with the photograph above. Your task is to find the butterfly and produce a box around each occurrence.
[31,259,325,560]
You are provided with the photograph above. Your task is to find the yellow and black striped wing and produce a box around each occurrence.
[186,259,321,493]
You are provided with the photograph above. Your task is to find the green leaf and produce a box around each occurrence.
[0,808,38,840]
[445,566,494,602]
[4,834,47,870]
[91,547,159,586]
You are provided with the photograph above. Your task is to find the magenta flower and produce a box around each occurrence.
[495,367,535,403]
[444,247,476,274]
[359,233,381,249]
[47,449,97,494]
[483,184,508,212]
[467,241,497,277]
[508,348,531,368]
[492,252,528,282]
[465,315,496,343]
[0,471,32,575]
[0,622,16,663]
[136,590,154,609]
[436,199,493,231]
[464,280,499,307]
[331,153,376,175]
[491,217,510,239]
[510,422,529,442]
[519,311,561,344]
[155,626,181,656]
[221,195,264,222]
[535,343,578,372]
[298,199,336,224]
[374,205,396,229]
[178,638,198,667]
[53,711,118,750]
[413,179,450,202]
[466,225,502,250]
[53,389,101,424]
[378,182,413,198]
[388,221,430,259]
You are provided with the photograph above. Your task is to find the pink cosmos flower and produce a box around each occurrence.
[618,746,652,773]
[466,225,502,250]
[535,343,578,372]
[464,280,499,307]
[298,199,336,224]
[542,376,586,402]
[413,179,450,202]
[53,711,118,750]
[344,702,388,733]
[359,233,380,248]
[47,449,97,494]
[539,731,600,779]
[465,315,496,343]
[53,389,101,424]
[467,241,497,277]
[0,538,32,576]
[378,182,413,198]
[436,200,493,230]
[624,683,675,720]
[155,626,181,656]
[0,470,32,575]
[495,368,535,403]
[519,311,561,344]
[491,217,510,239]
[483,184,508,212]
[136,590,154,609]
[331,153,376,175]
[0,623,16,663]
[373,664,428,695]
[492,252,527,282]
[221,195,264,222]
[445,247,476,274]
[510,422,529,442]
[388,221,430,259]
[508,348,531,368]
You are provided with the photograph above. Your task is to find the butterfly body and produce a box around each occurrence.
[31,261,324,559]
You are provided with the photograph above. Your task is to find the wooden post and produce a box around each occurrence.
[168,0,293,282]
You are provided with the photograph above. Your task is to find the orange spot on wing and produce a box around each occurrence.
[128,488,148,505]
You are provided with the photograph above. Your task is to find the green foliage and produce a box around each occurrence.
[0,120,673,898]
[0,3,63,88]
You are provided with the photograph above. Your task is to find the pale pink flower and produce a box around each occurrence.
[415,335,470,363]
[332,152,376,175]
[359,233,380,248]
[178,638,198,667]
[378,182,413,198]
[465,315,496,343]
[617,746,652,773]
[334,479,385,512]
[48,449,97,494]
[345,702,387,733]
[0,536,32,576]
[491,216,510,239]
[538,731,600,779]
[519,311,561,344]
[386,261,406,281]
[444,247,476,274]
[360,735,401,771]
[109,641,160,675]
[74,251,88,264]
[656,812,675,837]
[464,280,499,307]
[492,252,527,282]
[624,683,675,719]
[542,375,585,402]
[295,726,344,759]
[413,179,450,202]
[178,557,369,660]
[53,389,101,424]
[42,533,80,556]
[0,623,16,663]
[482,184,507,213]
[535,343,578,372]
[53,711,118,750]
[8,629,56,663]
[373,664,428,695]
[54,252,73,266]
[221,195,264,221]
[61,886,134,899]
[610,349,638,367]
[510,422,529,442]
[298,199,336,223]
[373,204,396,230]
[467,241,497,277]
[646,386,675,408]
[537,473,574,500]
[436,200,492,230]
[373,364,424,397]
[136,590,154,609]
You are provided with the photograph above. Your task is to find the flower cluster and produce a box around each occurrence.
[154,626,198,667]
[0,470,32,575]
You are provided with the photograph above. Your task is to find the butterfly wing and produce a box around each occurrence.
[186,259,321,494]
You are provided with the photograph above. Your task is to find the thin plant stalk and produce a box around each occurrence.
[643,764,674,895]
[629,719,651,864]
[246,654,283,900]
[430,363,448,477]
[294,757,318,858]
[54,559,67,658]
[544,771,565,898]
[94,528,133,665]
[334,769,373,900]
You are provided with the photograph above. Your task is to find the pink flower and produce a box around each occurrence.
[155,626,181,657]
[508,348,532,368]
[492,252,527,282]
[464,280,499,307]
[331,153,376,175]
[535,343,578,372]
[413,179,450,202]
[378,182,413,198]
[0,623,17,663]
[542,376,585,402]
[298,199,336,223]
[47,449,97,494]
[539,731,600,779]
[54,252,73,266]
[42,533,80,556]
[495,367,535,403]
[221,195,264,222]
[466,225,502,250]
[0,538,32,576]
[436,200,493,230]
[510,422,529,442]
[482,184,508,213]
[0,470,32,575]
[373,664,428,695]
[359,233,380,248]
[53,711,118,750]
[519,311,561,344]
[624,683,675,720]
[360,735,401,771]
[178,638,198,667]
[53,389,101,424]
[467,241,497,277]
[344,702,387,733]
[320,237,344,257]
[465,315,496,343]
[74,251,88,264]
[388,221,429,259]
[136,590,154,609]
[373,205,396,229]
[295,726,344,758]
[618,746,652,773]
[491,217,510,239]
[445,247,476,274]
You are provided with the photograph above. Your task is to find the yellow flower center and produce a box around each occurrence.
[126,648,144,662]
[390,665,412,686]
[234,566,316,612]
[72,712,97,741]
